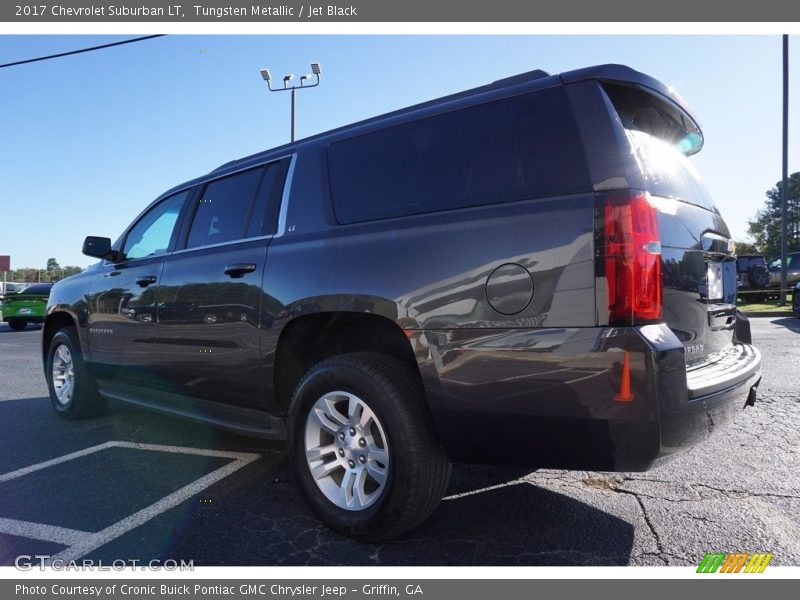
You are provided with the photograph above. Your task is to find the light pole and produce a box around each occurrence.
[260,62,322,143]
[780,35,789,306]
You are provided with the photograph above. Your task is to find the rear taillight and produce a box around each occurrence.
[600,192,662,325]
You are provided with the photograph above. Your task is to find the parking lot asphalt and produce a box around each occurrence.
[0,317,798,567]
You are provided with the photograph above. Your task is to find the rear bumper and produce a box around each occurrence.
[417,324,761,472]
[3,315,44,323]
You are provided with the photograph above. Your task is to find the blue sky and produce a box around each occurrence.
[0,34,797,268]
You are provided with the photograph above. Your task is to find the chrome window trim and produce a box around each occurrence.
[275,153,297,239]
[170,234,273,256]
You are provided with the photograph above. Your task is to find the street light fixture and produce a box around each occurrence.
[260,62,322,143]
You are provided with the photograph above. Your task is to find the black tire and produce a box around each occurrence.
[288,352,451,542]
[7,319,27,331]
[45,327,107,419]
[747,265,770,289]
[793,291,800,318]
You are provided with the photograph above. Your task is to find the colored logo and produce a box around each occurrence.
[697,552,773,573]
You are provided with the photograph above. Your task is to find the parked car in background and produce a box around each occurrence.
[736,255,770,302]
[0,281,27,296]
[43,64,761,541]
[768,252,800,290]
[2,283,53,330]
[0,282,29,314]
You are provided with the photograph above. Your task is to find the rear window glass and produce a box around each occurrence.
[19,284,52,294]
[625,129,717,212]
[603,83,716,212]
[328,86,590,224]
[736,257,765,272]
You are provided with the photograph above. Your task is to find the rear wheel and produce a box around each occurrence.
[46,327,107,419]
[793,291,800,318]
[7,319,27,331]
[288,353,451,541]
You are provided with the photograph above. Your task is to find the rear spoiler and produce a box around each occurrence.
[0,293,48,301]
[560,64,704,155]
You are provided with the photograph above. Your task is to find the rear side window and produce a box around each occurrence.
[328,86,590,224]
[186,167,263,249]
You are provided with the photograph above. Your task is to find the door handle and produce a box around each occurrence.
[135,275,158,288]
[224,263,257,278]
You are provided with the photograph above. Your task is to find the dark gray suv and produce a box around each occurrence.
[43,64,761,541]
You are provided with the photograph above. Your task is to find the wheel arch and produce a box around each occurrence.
[272,310,424,415]
[42,310,81,363]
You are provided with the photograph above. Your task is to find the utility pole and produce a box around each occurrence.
[780,35,789,306]
[260,63,322,143]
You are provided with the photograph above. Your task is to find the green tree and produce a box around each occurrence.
[733,240,760,256]
[45,257,61,278]
[747,172,800,260]
[62,266,83,278]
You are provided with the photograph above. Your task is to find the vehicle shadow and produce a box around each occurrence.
[156,454,635,566]
[0,323,42,334]
[770,316,800,333]
[0,398,635,566]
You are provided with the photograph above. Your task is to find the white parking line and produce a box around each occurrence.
[0,518,89,545]
[0,441,117,482]
[442,479,527,501]
[0,441,260,560]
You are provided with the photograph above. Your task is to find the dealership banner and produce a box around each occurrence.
[3,0,800,22]
[4,579,799,599]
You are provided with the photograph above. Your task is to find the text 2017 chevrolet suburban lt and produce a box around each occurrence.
[43,64,762,541]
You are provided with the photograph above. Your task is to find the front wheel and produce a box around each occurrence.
[7,319,27,331]
[288,353,451,541]
[793,291,800,318]
[46,327,107,419]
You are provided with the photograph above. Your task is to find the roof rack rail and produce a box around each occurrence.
[490,69,551,88]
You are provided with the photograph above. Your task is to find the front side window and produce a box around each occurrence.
[186,167,263,249]
[123,190,191,260]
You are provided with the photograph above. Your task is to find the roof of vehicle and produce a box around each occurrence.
[152,63,702,201]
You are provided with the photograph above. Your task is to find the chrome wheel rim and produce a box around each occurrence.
[304,391,390,511]
[52,344,75,406]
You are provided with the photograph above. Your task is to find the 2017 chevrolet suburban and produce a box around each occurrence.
[43,64,762,541]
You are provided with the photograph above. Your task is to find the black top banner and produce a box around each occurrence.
[3,0,800,22]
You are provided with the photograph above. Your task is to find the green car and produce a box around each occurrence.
[1,283,53,330]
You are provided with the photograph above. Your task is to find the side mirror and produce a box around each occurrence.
[82,236,118,261]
